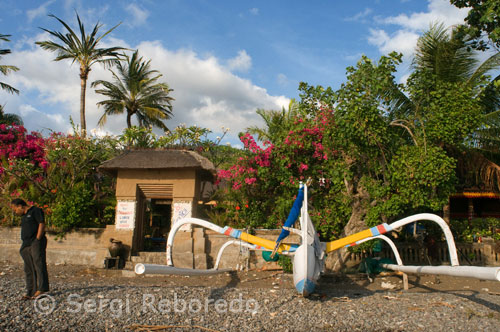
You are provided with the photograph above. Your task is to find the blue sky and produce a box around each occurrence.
[0,0,470,146]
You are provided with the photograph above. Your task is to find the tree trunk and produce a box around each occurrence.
[126,112,132,128]
[79,67,88,137]
[324,176,371,272]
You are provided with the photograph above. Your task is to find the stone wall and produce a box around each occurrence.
[0,226,133,267]
[1,226,498,270]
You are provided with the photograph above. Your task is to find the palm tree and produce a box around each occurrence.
[92,50,174,131]
[392,23,500,190]
[36,13,125,136]
[246,99,301,143]
[0,104,22,125]
[0,34,19,95]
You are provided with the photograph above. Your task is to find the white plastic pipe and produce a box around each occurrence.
[135,263,231,276]
[381,264,500,281]
[388,213,459,266]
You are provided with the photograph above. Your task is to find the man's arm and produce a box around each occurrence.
[36,222,45,240]
[34,207,45,240]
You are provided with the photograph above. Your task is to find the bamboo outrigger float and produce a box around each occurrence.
[135,183,500,296]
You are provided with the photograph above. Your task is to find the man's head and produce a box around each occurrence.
[11,198,28,216]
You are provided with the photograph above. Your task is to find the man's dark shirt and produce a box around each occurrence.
[20,206,44,250]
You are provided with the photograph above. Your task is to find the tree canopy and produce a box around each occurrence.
[0,34,19,96]
[213,23,500,253]
[36,13,125,136]
[450,0,500,50]
[92,50,174,131]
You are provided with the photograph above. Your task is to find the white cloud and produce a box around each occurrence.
[368,28,420,56]
[3,38,288,143]
[345,8,373,23]
[368,0,469,57]
[250,8,259,15]
[381,0,468,31]
[124,3,149,27]
[2,31,117,134]
[18,104,65,129]
[343,52,364,62]
[227,50,252,73]
[277,73,289,86]
[27,0,56,23]
[137,41,288,137]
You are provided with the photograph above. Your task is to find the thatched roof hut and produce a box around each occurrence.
[99,149,216,177]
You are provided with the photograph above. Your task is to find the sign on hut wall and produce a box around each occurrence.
[173,201,192,231]
[115,200,136,230]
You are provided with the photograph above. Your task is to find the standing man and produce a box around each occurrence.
[11,198,49,299]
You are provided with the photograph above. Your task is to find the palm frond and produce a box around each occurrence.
[468,52,500,86]
[93,50,174,131]
[0,34,12,42]
[413,23,478,83]
[0,64,19,75]
[0,82,19,94]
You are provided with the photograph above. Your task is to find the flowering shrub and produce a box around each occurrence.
[0,127,119,232]
[0,124,46,173]
[212,53,465,242]
[212,107,350,238]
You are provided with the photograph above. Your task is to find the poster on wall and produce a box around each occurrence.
[172,201,192,231]
[115,200,136,230]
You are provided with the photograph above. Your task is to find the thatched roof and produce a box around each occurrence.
[99,149,215,177]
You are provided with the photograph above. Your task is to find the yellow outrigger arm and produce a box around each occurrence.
[325,223,392,253]
[222,226,299,253]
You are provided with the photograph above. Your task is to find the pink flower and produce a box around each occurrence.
[298,163,309,173]
[244,177,257,185]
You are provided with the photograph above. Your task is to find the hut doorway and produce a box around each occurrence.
[134,183,174,252]
[143,199,172,251]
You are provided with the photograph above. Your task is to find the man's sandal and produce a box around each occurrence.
[32,291,47,299]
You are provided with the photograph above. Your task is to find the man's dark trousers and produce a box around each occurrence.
[20,236,49,296]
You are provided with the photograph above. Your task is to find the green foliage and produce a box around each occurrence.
[0,105,23,125]
[450,0,500,50]
[214,37,495,243]
[119,124,242,170]
[0,33,20,96]
[93,50,174,131]
[50,182,94,230]
[387,145,457,212]
[36,12,125,135]
[0,128,120,233]
[406,72,483,146]
[119,126,157,148]
[277,255,293,273]
[450,217,500,242]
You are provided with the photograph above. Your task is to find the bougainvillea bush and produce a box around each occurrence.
[212,106,351,239]
[212,52,479,242]
[0,124,119,232]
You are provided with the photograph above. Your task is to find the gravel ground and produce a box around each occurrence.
[1,263,499,331]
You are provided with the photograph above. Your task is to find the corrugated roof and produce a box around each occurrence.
[98,149,215,175]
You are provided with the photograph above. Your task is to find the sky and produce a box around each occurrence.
[0,0,471,146]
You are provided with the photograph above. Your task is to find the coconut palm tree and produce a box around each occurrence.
[246,99,301,143]
[92,50,174,131]
[0,34,19,95]
[0,104,22,125]
[36,13,125,136]
[392,23,500,190]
